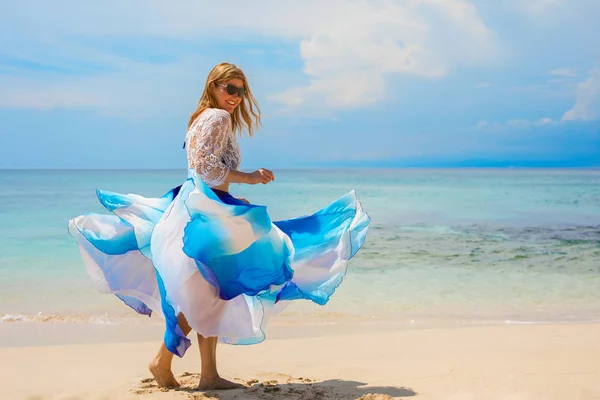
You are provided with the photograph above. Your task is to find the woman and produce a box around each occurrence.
[68,62,370,390]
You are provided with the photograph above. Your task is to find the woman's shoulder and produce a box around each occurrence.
[197,108,231,124]
[188,108,232,136]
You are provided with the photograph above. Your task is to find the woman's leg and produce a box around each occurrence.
[197,335,243,390]
[149,313,192,388]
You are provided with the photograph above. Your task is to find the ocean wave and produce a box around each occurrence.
[0,313,157,324]
[504,318,600,325]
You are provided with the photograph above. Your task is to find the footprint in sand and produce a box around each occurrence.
[134,373,359,399]
[187,394,221,400]
[356,394,394,400]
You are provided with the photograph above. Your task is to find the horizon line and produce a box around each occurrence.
[2,166,600,171]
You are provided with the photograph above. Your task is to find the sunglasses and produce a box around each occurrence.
[218,83,246,98]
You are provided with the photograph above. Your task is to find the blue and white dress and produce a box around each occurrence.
[68,108,370,357]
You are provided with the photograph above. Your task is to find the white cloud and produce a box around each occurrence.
[0,0,496,114]
[518,0,565,14]
[0,89,100,110]
[562,69,600,121]
[476,120,489,128]
[476,117,557,129]
[507,118,556,127]
[268,0,496,109]
[547,68,579,78]
[0,56,210,117]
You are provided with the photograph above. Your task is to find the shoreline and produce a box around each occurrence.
[3,314,600,348]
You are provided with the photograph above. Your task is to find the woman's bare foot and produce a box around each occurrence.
[198,376,244,390]
[149,360,180,388]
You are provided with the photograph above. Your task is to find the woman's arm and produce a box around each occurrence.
[226,169,274,185]
[188,109,235,186]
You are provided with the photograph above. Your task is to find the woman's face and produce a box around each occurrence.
[214,78,245,114]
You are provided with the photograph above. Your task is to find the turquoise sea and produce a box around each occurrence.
[1,168,599,326]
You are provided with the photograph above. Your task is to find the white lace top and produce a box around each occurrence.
[185,108,241,187]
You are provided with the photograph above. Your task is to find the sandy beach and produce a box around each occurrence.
[1,322,599,400]
[3,170,600,400]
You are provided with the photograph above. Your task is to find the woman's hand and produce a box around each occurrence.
[237,197,250,204]
[247,168,275,185]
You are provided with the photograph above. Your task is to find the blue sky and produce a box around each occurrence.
[0,0,599,169]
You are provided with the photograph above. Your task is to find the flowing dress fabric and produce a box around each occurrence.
[67,109,370,357]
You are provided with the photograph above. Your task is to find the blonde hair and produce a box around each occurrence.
[187,62,261,137]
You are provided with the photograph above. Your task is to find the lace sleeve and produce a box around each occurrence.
[187,109,232,187]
